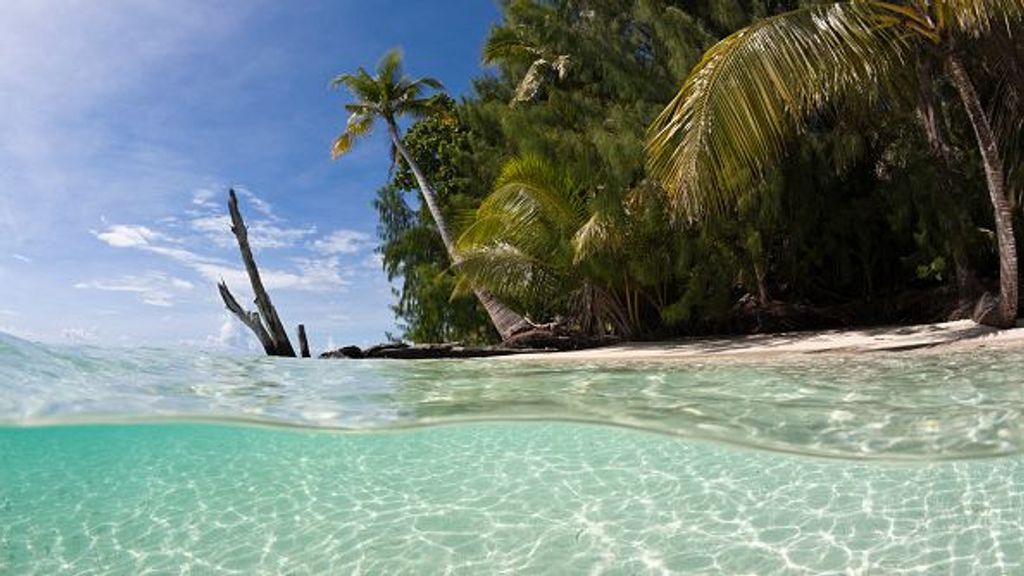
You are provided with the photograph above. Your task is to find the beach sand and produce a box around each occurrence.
[505,320,1024,361]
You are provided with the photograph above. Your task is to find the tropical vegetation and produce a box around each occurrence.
[330,50,527,340]
[336,0,1022,344]
[648,0,1024,327]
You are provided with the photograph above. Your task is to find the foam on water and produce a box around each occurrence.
[1,332,1022,460]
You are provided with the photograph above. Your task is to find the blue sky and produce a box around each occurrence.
[0,1,501,351]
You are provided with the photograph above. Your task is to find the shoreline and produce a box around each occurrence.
[501,320,1024,361]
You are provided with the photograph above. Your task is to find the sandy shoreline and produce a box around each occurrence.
[504,320,1024,361]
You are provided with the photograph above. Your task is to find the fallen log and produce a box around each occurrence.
[320,342,557,359]
[320,329,618,360]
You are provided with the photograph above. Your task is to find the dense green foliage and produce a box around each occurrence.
[371,0,1020,342]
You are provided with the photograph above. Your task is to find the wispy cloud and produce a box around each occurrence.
[91,188,368,295]
[94,225,169,249]
[310,229,372,255]
[190,215,315,251]
[75,272,195,307]
[10,254,31,263]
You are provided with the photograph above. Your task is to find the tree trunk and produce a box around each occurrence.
[297,324,311,358]
[946,54,1018,328]
[914,62,981,304]
[219,189,297,356]
[386,120,528,340]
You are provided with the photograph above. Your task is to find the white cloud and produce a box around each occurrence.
[11,253,31,263]
[360,252,385,270]
[189,215,234,246]
[311,229,372,255]
[235,187,276,219]
[93,221,351,293]
[0,309,18,317]
[190,214,315,251]
[192,188,218,209]
[75,271,195,307]
[94,225,166,248]
[209,312,260,351]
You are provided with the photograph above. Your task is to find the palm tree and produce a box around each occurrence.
[647,0,1024,327]
[331,49,528,340]
[457,155,651,336]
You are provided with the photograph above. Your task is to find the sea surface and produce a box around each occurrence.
[1,332,1022,574]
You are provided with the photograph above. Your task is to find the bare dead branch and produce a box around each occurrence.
[219,189,297,357]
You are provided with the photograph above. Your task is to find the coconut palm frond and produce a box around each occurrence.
[331,114,375,159]
[377,48,404,88]
[330,68,380,102]
[647,1,907,216]
[455,156,585,308]
[330,51,445,159]
[456,244,567,304]
[572,210,622,263]
[940,0,1024,37]
[490,155,584,228]
[482,26,542,64]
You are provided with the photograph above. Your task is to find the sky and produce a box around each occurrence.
[0,0,501,352]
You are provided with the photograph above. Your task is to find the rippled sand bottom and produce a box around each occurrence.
[1,422,1022,574]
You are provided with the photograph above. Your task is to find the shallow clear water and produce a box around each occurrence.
[1,332,1022,574]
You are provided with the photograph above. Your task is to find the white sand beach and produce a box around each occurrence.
[507,320,1024,361]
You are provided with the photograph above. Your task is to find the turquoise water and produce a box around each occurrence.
[1,333,1022,574]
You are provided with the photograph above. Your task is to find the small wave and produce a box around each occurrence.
[1,332,1022,461]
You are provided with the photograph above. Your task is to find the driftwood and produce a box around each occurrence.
[297,324,311,358]
[320,329,618,360]
[320,342,557,360]
[218,189,297,357]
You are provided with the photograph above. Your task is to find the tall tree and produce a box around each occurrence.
[330,49,528,340]
[374,98,496,344]
[648,0,1024,327]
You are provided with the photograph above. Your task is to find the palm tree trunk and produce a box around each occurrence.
[946,54,1018,327]
[915,62,981,305]
[386,120,528,340]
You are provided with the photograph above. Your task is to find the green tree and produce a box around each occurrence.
[456,155,635,334]
[373,99,496,343]
[648,0,1024,326]
[331,49,528,340]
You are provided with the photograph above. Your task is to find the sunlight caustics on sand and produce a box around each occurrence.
[1,332,1022,574]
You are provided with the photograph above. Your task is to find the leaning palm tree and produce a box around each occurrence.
[331,49,528,340]
[648,0,1024,327]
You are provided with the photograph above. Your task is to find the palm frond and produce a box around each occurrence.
[410,77,445,92]
[572,211,622,263]
[378,48,404,89]
[490,155,585,228]
[331,114,375,159]
[940,0,1024,37]
[483,25,542,64]
[330,68,380,102]
[331,49,446,158]
[647,2,908,216]
[456,243,566,304]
